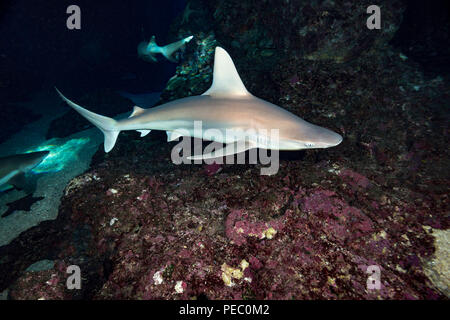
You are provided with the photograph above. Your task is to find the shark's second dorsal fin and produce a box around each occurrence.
[128,106,150,137]
[202,47,249,97]
[129,106,146,118]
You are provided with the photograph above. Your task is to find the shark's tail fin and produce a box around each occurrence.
[161,35,193,62]
[55,88,120,152]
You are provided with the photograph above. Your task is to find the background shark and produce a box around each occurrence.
[0,151,49,194]
[137,35,194,62]
[56,47,342,160]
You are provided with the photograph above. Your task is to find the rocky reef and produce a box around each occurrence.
[1,0,449,299]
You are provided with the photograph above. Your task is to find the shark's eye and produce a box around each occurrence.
[305,142,315,147]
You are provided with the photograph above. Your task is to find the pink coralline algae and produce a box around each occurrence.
[301,189,375,246]
[7,152,446,300]
[204,162,222,176]
[8,261,70,300]
[338,169,371,190]
[225,209,284,246]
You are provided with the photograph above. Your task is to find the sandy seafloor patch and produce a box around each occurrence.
[0,89,103,246]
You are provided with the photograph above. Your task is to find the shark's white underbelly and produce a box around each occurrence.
[119,116,290,149]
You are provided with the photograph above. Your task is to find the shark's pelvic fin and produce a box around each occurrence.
[55,88,119,152]
[202,47,250,97]
[187,140,254,160]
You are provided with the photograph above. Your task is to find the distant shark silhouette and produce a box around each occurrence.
[117,91,161,109]
[0,151,49,193]
[137,35,194,62]
[56,47,342,160]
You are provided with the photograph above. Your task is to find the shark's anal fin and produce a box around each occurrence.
[187,140,254,160]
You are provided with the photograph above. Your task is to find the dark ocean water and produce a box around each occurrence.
[0,0,186,99]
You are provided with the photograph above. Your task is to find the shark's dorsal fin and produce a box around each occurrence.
[129,106,146,118]
[149,35,157,46]
[202,47,249,97]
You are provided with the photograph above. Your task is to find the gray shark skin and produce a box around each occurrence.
[56,47,342,160]
[137,35,194,62]
[0,151,49,192]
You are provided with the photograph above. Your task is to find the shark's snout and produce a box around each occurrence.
[25,151,50,169]
[37,151,50,157]
[327,131,343,147]
[306,125,343,148]
[32,151,50,162]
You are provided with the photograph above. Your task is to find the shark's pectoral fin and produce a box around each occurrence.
[141,52,158,62]
[164,54,178,63]
[138,130,151,137]
[148,53,158,62]
[167,131,183,142]
[187,140,254,160]
[8,172,35,194]
[8,172,27,190]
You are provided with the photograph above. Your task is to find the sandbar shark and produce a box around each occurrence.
[0,151,49,193]
[56,47,342,161]
[137,35,194,62]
